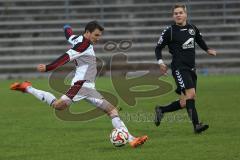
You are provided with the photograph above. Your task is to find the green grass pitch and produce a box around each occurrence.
[0,75,240,160]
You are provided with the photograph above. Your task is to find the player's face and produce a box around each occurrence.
[173,7,187,26]
[87,29,103,44]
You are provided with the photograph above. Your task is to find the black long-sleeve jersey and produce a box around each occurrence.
[155,23,209,70]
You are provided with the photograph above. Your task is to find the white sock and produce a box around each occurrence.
[26,86,56,106]
[112,116,135,142]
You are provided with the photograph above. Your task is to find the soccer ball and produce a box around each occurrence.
[110,128,129,147]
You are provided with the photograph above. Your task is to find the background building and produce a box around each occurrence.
[0,0,240,79]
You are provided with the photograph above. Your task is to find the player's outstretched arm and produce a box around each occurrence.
[37,53,70,72]
[155,27,170,76]
[194,25,212,54]
[155,42,168,75]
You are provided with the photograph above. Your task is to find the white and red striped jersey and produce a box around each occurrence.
[46,26,97,89]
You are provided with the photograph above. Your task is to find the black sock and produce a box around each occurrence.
[160,100,182,113]
[186,99,199,127]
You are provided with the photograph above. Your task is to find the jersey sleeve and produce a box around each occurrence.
[63,24,78,45]
[45,36,91,72]
[66,37,91,61]
[155,27,171,61]
[193,25,209,51]
[45,53,70,72]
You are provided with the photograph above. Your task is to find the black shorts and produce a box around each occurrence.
[172,69,197,95]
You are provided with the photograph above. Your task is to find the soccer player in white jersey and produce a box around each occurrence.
[10,21,148,148]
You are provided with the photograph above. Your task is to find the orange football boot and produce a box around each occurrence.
[129,135,148,148]
[10,81,32,93]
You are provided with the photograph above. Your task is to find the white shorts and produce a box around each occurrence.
[60,80,107,109]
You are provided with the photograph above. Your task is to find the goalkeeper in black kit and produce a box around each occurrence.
[154,4,217,133]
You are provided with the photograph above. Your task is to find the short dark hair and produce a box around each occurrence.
[84,21,104,33]
[172,3,187,13]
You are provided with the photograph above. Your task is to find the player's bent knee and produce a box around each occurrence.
[180,100,186,108]
[97,99,119,117]
[186,94,196,100]
[185,89,196,100]
[88,97,119,118]
[52,99,68,110]
[180,94,186,108]
[108,108,119,118]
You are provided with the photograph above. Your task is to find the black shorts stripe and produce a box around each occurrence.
[172,69,197,95]
[65,80,86,99]
[175,70,185,89]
